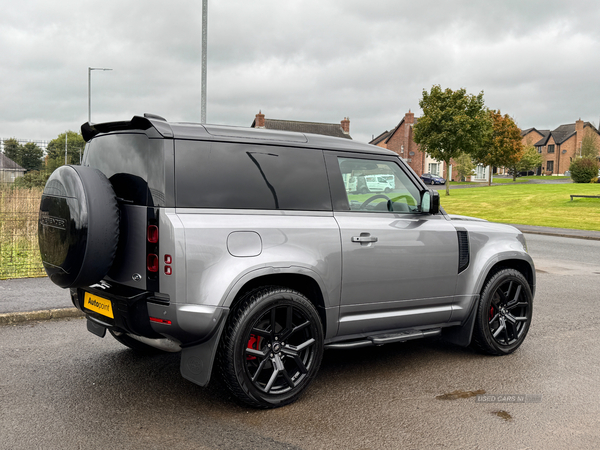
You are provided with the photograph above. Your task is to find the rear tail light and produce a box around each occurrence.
[150,317,172,325]
[147,225,159,243]
[147,254,159,272]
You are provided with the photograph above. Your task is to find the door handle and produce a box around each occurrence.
[352,234,378,243]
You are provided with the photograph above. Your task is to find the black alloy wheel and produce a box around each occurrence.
[219,287,324,408]
[472,268,533,355]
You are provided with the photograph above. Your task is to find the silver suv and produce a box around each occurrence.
[38,114,535,408]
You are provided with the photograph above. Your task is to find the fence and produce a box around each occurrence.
[0,184,45,279]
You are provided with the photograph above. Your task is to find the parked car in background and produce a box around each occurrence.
[420,173,446,185]
[347,174,394,193]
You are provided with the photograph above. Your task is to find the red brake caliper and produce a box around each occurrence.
[247,334,261,360]
[489,306,495,322]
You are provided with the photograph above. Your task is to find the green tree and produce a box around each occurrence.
[46,131,86,167]
[454,152,476,181]
[413,85,491,195]
[20,142,43,171]
[473,110,524,184]
[1,139,43,171]
[516,144,543,176]
[580,128,600,158]
[3,138,22,166]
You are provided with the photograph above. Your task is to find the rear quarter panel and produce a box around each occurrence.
[172,210,342,309]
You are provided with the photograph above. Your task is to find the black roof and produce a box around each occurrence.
[369,129,393,145]
[82,115,393,157]
[521,127,549,138]
[368,118,418,148]
[524,122,599,147]
[532,130,551,146]
[0,153,26,171]
[251,118,351,140]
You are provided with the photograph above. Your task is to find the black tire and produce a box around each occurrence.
[38,165,119,288]
[219,287,324,408]
[472,268,533,355]
[109,329,165,355]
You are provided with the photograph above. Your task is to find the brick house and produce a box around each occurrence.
[370,110,489,182]
[251,111,352,139]
[521,120,600,175]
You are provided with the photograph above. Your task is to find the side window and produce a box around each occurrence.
[175,141,331,211]
[337,157,421,213]
[84,134,166,206]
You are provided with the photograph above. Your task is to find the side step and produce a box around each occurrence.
[324,328,441,350]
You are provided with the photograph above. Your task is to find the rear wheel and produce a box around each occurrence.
[472,269,533,355]
[219,287,324,408]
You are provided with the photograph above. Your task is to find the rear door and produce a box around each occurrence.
[325,153,459,336]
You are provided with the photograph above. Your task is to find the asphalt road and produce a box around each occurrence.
[1,234,600,449]
[0,277,71,314]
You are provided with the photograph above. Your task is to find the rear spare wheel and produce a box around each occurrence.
[38,165,119,288]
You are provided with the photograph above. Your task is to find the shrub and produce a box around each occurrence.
[12,170,52,189]
[569,157,600,183]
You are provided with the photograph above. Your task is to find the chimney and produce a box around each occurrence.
[405,109,415,125]
[576,118,584,151]
[341,117,350,134]
[255,110,265,128]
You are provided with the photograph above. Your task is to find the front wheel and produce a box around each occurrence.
[472,268,533,355]
[219,287,324,408]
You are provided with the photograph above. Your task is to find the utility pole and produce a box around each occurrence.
[65,133,68,165]
[88,67,113,123]
[201,0,208,123]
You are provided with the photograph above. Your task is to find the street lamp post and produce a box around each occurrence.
[88,67,112,123]
[201,0,208,123]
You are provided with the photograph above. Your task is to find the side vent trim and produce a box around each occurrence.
[457,230,470,274]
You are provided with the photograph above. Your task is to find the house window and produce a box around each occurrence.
[536,147,542,153]
[547,161,554,172]
[428,163,440,176]
[476,164,485,179]
[548,145,555,153]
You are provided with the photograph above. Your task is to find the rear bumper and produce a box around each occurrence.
[71,283,227,346]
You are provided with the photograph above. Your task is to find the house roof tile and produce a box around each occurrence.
[0,153,26,171]
[252,118,352,139]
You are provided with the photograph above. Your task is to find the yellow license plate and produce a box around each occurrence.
[84,292,114,319]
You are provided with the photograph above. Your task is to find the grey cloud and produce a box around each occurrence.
[1,0,600,143]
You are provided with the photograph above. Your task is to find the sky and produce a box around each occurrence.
[1,0,600,144]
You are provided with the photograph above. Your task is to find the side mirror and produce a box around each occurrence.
[421,189,440,214]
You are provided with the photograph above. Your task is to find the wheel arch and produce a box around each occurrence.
[479,258,536,297]
[227,273,328,336]
[444,256,535,348]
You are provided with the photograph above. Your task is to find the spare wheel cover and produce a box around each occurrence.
[38,165,119,288]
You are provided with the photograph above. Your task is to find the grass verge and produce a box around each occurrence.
[0,187,45,279]
[440,183,600,231]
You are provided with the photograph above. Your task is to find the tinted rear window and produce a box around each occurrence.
[83,134,165,206]
[175,140,331,211]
